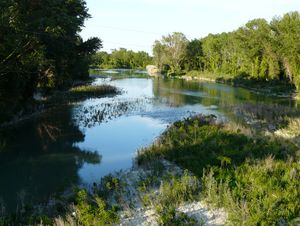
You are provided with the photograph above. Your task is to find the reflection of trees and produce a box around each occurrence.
[0,106,101,212]
[152,78,262,107]
[152,78,186,106]
[74,98,151,128]
[152,78,300,130]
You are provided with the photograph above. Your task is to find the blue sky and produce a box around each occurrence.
[80,0,300,54]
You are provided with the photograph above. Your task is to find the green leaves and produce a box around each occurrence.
[0,0,102,123]
[91,48,152,69]
[152,12,300,91]
[153,32,188,75]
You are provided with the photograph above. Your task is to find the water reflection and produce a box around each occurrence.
[0,107,101,211]
[0,69,299,211]
[76,115,167,184]
[152,78,300,127]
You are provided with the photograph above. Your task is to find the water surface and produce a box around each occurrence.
[0,69,299,210]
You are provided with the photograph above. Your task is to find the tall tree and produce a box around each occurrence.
[184,39,203,71]
[153,32,188,75]
[0,0,101,122]
[271,11,300,88]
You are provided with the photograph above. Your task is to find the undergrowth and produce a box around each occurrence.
[139,171,201,226]
[137,114,300,225]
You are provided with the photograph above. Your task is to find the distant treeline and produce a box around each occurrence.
[153,11,300,90]
[91,48,153,69]
[0,0,101,122]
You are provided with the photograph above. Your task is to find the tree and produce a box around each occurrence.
[153,40,166,70]
[153,32,188,75]
[91,49,152,69]
[271,11,300,88]
[184,39,203,71]
[0,0,102,122]
[151,12,300,91]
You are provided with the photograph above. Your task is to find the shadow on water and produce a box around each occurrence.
[0,106,101,212]
[1,69,300,212]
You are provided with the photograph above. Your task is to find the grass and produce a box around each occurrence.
[183,70,297,97]
[138,170,201,225]
[275,117,300,147]
[137,114,300,225]
[70,84,117,96]
[49,84,118,104]
[0,83,118,127]
[202,158,300,225]
[72,189,119,225]
[137,114,297,177]
[3,113,300,225]
[276,117,300,137]
[0,184,120,225]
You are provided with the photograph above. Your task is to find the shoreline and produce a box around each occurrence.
[0,81,118,128]
[176,73,298,99]
[2,113,300,225]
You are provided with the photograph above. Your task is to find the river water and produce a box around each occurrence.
[0,69,299,211]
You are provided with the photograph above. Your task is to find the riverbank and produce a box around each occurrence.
[2,74,300,225]
[89,68,149,79]
[136,114,300,225]
[54,114,300,225]
[0,82,118,128]
[179,70,298,98]
[2,113,300,225]
[51,160,227,226]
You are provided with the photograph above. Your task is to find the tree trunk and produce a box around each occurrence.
[283,58,293,83]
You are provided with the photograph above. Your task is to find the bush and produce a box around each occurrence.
[74,189,119,225]
[137,114,300,225]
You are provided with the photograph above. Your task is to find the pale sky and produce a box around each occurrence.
[80,0,300,54]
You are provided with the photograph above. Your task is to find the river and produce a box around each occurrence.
[0,69,299,211]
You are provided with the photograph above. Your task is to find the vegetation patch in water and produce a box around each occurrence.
[58,84,118,101]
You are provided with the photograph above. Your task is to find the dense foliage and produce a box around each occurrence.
[0,0,101,122]
[153,11,300,90]
[91,48,153,69]
[153,32,188,75]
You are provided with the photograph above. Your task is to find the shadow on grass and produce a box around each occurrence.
[216,73,296,96]
[137,114,300,225]
[137,114,298,177]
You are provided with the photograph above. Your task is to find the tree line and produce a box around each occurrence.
[91,48,153,69]
[153,11,300,91]
[0,0,101,122]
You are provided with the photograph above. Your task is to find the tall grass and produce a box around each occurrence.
[139,171,201,226]
[137,114,300,225]
[47,84,118,105]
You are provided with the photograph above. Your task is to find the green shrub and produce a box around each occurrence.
[202,158,300,225]
[74,189,119,225]
[137,115,297,177]
[137,114,300,225]
[140,171,201,225]
[156,205,199,226]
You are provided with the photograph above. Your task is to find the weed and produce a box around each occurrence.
[137,114,300,225]
[74,189,119,225]
[156,206,198,226]
[97,174,127,203]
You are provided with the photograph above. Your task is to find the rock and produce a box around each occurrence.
[146,65,161,77]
